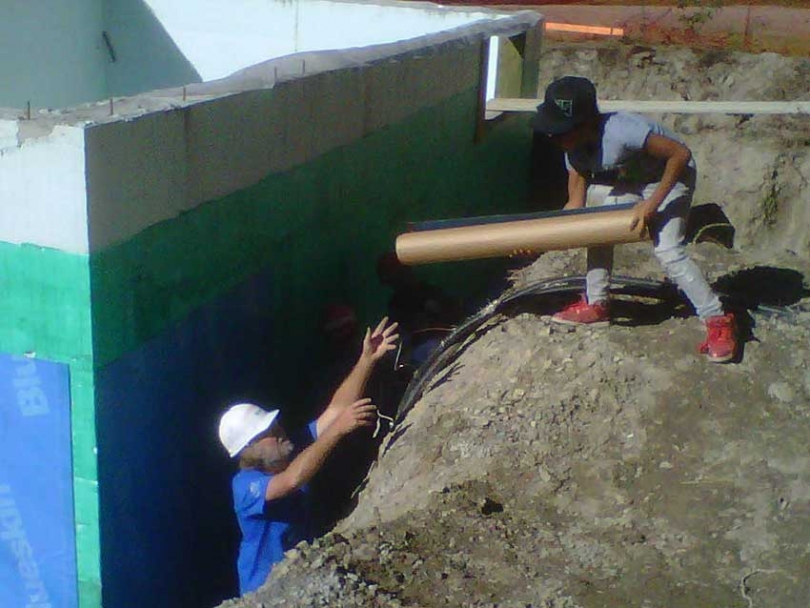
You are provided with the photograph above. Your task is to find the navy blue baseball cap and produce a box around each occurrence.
[531,76,599,135]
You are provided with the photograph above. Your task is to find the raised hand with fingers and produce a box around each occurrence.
[363,317,399,362]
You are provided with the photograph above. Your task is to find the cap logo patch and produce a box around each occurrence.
[555,99,573,118]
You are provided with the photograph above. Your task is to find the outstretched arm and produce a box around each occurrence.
[316,317,398,436]
[265,398,377,501]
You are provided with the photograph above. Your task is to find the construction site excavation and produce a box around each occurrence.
[220,25,810,608]
[1,3,809,608]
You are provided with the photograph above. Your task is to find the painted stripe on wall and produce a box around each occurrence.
[0,242,92,361]
[90,89,533,371]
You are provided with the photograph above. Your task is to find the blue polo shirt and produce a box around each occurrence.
[232,421,317,594]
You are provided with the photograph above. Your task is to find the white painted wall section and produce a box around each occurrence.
[1,0,528,107]
[0,127,89,253]
[0,121,19,150]
[84,41,481,252]
[142,0,498,80]
[0,10,541,254]
[0,0,108,110]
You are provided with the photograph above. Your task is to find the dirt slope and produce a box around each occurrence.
[217,43,810,608]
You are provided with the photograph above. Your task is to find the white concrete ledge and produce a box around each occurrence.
[0,9,543,254]
[488,98,810,115]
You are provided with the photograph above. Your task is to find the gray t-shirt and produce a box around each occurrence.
[565,112,695,185]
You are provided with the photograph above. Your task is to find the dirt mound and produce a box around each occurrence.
[217,43,810,608]
[222,253,810,607]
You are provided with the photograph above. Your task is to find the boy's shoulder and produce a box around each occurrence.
[600,111,661,149]
[604,111,654,129]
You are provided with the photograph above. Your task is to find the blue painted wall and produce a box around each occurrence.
[94,268,286,607]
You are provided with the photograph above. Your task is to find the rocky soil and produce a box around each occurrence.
[217,42,810,608]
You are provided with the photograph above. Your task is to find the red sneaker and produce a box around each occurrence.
[699,313,737,363]
[552,297,610,326]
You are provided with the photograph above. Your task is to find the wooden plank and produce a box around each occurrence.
[487,98,810,115]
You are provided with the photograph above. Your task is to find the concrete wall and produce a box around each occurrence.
[89,47,534,608]
[102,0,203,99]
[142,0,494,81]
[1,0,508,109]
[0,8,542,608]
[0,0,108,110]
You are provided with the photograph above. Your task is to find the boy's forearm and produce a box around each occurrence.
[644,135,691,208]
[565,170,587,208]
[649,153,689,207]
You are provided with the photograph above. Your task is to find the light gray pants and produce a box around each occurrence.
[586,179,723,320]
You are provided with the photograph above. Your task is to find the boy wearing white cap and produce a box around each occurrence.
[218,317,398,594]
[532,76,737,363]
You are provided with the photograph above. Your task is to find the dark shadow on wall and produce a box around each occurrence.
[529,132,568,211]
[95,269,287,608]
[103,0,202,98]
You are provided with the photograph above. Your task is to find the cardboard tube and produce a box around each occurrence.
[396,206,648,265]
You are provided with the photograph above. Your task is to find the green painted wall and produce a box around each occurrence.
[0,82,534,608]
[90,88,533,398]
[0,243,92,361]
[0,241,100,607]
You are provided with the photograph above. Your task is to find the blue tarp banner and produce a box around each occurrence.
[0,354,77,608]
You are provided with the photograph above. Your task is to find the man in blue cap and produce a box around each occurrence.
[532,75,737,362]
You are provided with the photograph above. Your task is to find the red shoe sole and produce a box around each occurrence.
[706,350,734,363]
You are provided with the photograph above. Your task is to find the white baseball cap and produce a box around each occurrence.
[218,403,280,458]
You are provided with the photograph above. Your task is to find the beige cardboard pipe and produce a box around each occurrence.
[396,206,648,265]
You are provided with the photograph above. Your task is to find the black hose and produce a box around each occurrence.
[391,275,677,428]
[363,271,800,483]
